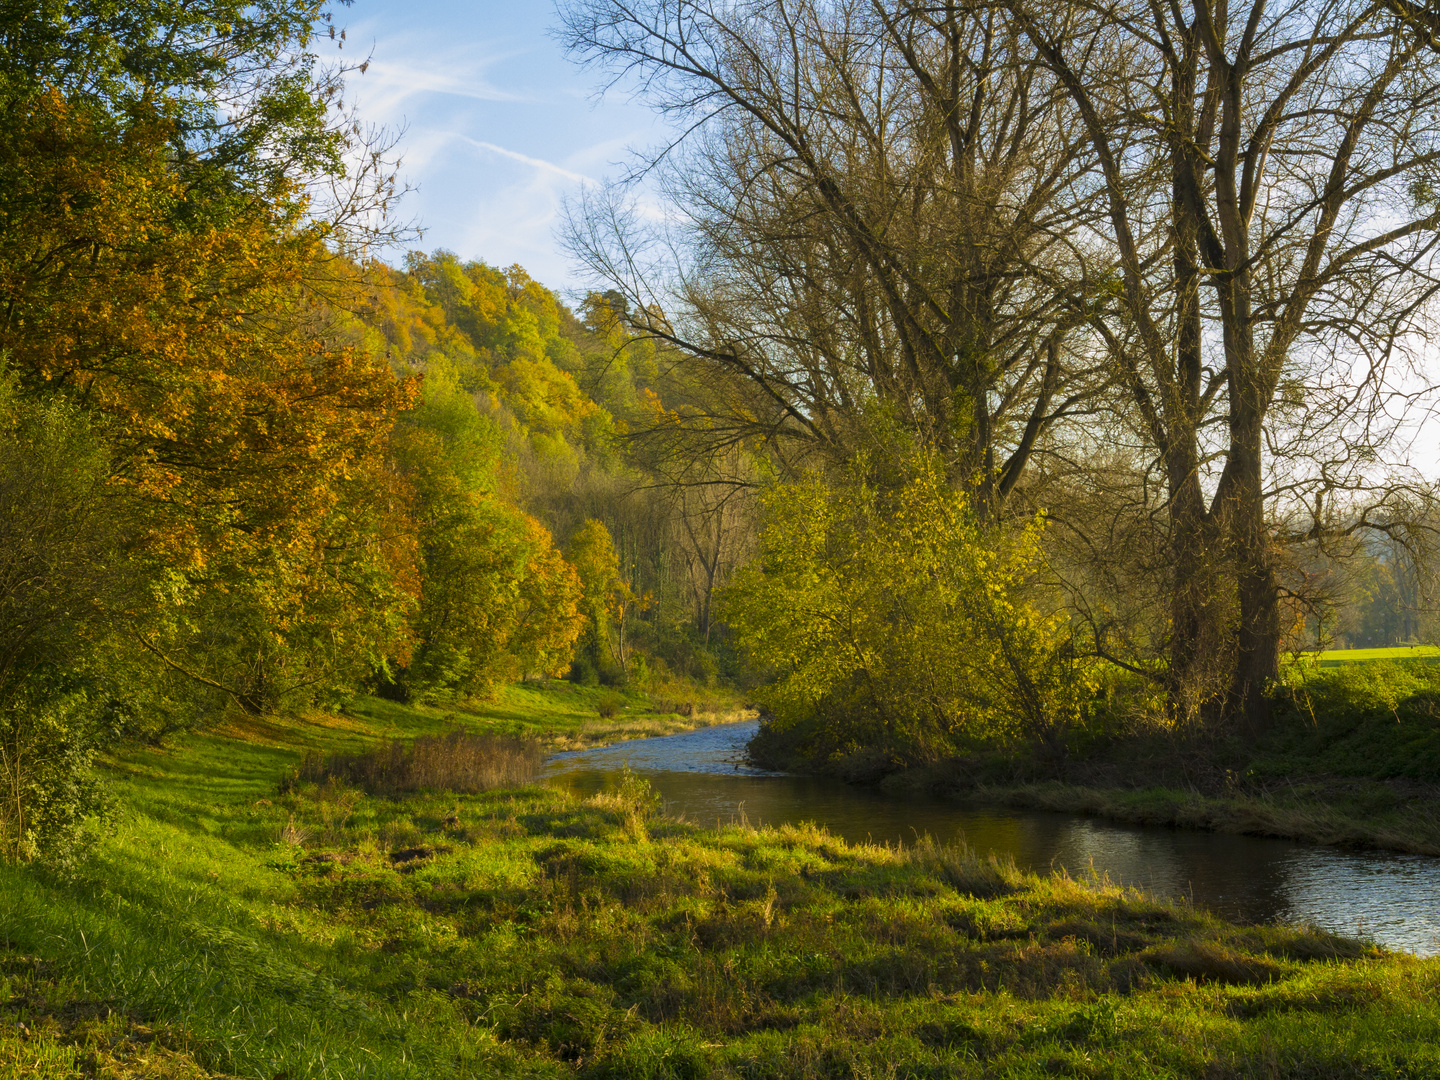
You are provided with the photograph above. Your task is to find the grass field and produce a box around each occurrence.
[1306,646,1440,667]
[2,681,1439,1078]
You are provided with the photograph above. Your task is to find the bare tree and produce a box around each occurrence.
[559,0,1111,513]
[1008,0,1440,726]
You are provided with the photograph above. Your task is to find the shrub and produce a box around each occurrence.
[570,658,601,687]
[627,652,650,690]
[722,453,1094,773]
[0,686,110,864]
[296,730,542,795]
[595,691,625,719]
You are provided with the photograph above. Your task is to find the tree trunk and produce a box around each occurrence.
[1227,406,1279,732]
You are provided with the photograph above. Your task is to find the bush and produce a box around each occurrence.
[570,658,601,687]
[296,731,542,795]
[722,454,1093,773]
[0,686,110,864]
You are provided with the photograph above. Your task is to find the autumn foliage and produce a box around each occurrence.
[0,50,593,855]
[0,89,419,709]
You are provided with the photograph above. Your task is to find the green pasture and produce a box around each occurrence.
[1305,645,1440,667]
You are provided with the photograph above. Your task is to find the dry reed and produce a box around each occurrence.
[297,731,542,795]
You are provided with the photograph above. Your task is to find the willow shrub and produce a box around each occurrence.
[722,458,1093,775]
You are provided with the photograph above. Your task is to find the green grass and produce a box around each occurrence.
[1306,646,1440,667]
[2,680,1439,1078]
[345,680,751,754]
[877,659,1440,855]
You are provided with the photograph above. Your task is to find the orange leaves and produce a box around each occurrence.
[0,88,421,705]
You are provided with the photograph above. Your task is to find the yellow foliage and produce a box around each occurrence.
[722,455,1094,764]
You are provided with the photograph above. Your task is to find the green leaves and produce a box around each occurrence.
[723,455,1093,770]
[391,398,584,703]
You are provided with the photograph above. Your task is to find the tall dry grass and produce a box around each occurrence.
[297,731,542,795]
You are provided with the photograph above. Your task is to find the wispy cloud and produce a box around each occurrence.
[360,57,530,107]
[333,4,671,287]
[342,19,534,119]
[455,137,593,184]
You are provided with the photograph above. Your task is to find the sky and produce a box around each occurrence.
[335,0,662,292]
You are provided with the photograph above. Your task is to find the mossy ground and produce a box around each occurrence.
[2,681,1438,1078]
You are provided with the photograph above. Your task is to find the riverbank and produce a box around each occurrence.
[3,683,1439,1078]
[755,661,1440,857]
[279,679,753,755]
[762,743,1440,857]
[911,775,1440,857]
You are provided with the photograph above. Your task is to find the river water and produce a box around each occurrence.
[545,721,1440,956]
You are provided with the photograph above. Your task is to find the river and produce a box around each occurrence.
[545,720,1440,956]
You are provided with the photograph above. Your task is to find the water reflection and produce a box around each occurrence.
[546,721,1440,956]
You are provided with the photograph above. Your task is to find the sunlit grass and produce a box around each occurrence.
[1304,645,1440,666]
[2,680,1438,1078]
[348,680,755,754]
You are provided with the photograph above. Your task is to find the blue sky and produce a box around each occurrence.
[337,0,661,291]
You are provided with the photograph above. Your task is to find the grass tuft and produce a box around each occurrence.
[1142,941,1282,986]
[295,729,543,795]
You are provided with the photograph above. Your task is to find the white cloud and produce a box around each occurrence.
[341,19,534,120]
[455,137,593,184]
[358,56,530,112]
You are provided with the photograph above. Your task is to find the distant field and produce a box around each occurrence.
[1308,645,1440,666]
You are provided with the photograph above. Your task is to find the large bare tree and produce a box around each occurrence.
[1008,0,1440,726]
[560,0,1111,514]
[562,0,1440,733]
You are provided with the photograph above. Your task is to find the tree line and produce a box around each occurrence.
[7,0,1440,856]
[0,0,756,860]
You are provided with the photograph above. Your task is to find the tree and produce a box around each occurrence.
[0,0,401,240]
[0,89,418,714]
[1007,0,1440,726]
[391,375,584,701]
[559,0,1111,512]
[723,454,1092,775]
[0,0,424,727]
[567,519,640,681]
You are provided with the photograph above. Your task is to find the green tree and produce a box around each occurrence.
[391,370,584,701]
[724,456,1093,776]
[566,519,639,684]
[0,377,122,861]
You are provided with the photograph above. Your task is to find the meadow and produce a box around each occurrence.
[1309,647,1440,667]
[3,681,1439,1079]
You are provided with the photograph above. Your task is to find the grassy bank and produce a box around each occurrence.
[3,681,1439,1078]
[919,777,1440,856]
[216,679,753,758]
[756,660,1440,856]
